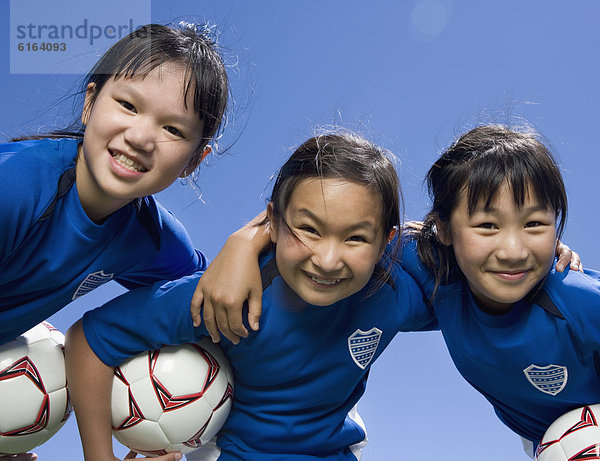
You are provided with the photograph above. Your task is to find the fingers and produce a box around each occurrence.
[570,251,583,272]
[222,303,248,342]
[202,298,220,343]
[556,254,582,272]
[555,258,566,272]
[213,303,245,345]
[0,454,38,461]
[555,247,582,273]
[124,451,182,461]
[154,453,182,461]
[202,293,250,345]
[190,285,204,328]
[555,241,576,273]
[247,288,263,331]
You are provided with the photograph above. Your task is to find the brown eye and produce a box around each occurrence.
[347,235,367,243]
[165,126,185,138]
[118,100,136,113]
[299,226,318,235]
[525,221,542,228]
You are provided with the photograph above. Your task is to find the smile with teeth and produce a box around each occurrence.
[309,275,342,286]
[111,151,147,172]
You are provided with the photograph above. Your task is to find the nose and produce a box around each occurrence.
[124,118,155,153]
[496,231,528,262]
[311,239,344,273]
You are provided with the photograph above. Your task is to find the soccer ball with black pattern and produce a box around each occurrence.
[535,405,600,460]
[0,321,71,455]
[111,338,234,457]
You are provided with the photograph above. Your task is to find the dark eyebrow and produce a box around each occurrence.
[113,81,144,101]
[295,208,378,232]
[479,204,551,213]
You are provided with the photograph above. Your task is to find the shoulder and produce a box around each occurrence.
[539,267,600,313]
[379,261,428,305]
[0,138,78,245]
[366,261,437,331]
[120,196,206,277]
[0,138,78,198]
[133,196,195,257]
[0,138,78,170]
[535,268,600,345]
[398,235,420,266]
[397,235,437,296]
[137,196,191,244]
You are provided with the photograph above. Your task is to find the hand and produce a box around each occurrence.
[555,240,583,272]
[191,234,263,344]
[0,454,38,461]
[191,212,270,344]
[123,451,182,460]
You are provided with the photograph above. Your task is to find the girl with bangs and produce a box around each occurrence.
[402,124,599,457]
[0,23,265,461]
[0,23,229,345]
[65,131,438,461]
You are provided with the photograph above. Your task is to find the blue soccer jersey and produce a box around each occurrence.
[400,237,600,444]
[83,250,436,460]
[0,138,207,343]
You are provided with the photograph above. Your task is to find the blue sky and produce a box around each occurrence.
[2,0,600,459]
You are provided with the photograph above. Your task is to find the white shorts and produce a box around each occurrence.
[185,438,220,461]
[521,436,534,459]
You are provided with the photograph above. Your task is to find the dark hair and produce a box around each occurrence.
[267,130,403,291]
[407,124,568,297]
[15,22,229,172]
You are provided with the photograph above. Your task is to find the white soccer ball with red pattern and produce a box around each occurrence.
[0,321,71,455]
[111,338,234,457]
[535,405,600,460]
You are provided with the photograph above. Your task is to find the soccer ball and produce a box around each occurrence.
[0,321,71,455]
[111,338,234,457]
[535,405,600,460]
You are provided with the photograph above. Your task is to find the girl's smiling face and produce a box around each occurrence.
[76,61,208,222]
[440,182,557,314]
[268,177,390,307]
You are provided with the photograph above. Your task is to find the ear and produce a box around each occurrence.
[81,83,96,125]
[200,145,212,162]
[377,226,398,258]
[434,216,452,246]
[387,226,397,244]
[179,146,212,178]
[266,202,278,244]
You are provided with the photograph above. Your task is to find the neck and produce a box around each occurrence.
[75,144,130,224]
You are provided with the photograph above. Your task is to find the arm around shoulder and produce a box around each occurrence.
[191,211,271,344]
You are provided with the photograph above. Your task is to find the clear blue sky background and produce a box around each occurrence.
[1,0,600,459]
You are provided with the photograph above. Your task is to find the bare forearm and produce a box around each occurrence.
[65,319,117,461]
[231,210,271,253]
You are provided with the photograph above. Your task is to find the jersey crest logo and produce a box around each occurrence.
[348,328,382,370]
[72,270,114,300]
[523,364,568,396]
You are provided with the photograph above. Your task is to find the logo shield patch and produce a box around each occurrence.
[523,364,568,396]
[348,328,382,370]
[72,270,114,300]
